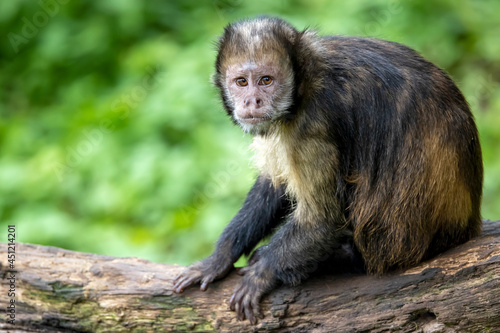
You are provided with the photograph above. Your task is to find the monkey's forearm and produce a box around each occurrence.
[211,175,290,263]
[173,175,289,293]
[260,214,344,285]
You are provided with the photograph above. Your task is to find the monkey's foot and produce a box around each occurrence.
[229,264,276,324]
[173,259,233,293]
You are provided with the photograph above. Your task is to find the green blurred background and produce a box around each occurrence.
[1,0,499,266]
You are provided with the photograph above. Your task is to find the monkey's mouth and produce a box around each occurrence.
[238,116,272,125]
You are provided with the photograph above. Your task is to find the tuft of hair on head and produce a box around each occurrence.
[215,16,299,76]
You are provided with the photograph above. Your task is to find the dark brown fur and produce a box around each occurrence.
[174,17,483,323]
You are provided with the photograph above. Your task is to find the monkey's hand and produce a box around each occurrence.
[229,261,277,324]
[173,257,233,293]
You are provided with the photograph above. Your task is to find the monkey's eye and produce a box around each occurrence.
[259,76,273,86]
[236,78,248,87]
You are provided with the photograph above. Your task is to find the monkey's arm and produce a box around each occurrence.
[173,175,290,293]
[230,212,344,323]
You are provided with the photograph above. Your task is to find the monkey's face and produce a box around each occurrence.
[224,60,294,135]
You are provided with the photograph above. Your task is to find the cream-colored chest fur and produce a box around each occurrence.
[251,129,338,222]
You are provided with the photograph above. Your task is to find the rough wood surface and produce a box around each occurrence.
[1,220,499,333]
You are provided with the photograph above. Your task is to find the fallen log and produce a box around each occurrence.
[1,220,499,332]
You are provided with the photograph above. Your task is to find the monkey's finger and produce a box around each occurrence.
[229,292,240,311]
[234,294,244,320]
[230,286,246,313]
[173,275,200,293]
[252,296,264,320]
[173,281,187,293]
[172,276,187,293]
[239,291,252,321]
[200,275,215,291]
[173,271,189,285]
[243,294,257,324]
[229,293,235,311]
[176,274,195,288]
[237,301,245,321]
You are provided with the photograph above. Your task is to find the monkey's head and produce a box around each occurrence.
[213,17,299,135]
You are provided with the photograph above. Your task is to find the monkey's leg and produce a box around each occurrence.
[229,214,343,323]
[173,175,290,293]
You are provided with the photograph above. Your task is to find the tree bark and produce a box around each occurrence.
[1,220,499,333]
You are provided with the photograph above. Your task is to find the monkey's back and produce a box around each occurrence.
[320,36,483,274]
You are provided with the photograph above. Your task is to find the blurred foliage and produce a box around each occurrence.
[0,0,499,265]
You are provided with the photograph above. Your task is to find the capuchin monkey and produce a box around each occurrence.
[173,16,483,324]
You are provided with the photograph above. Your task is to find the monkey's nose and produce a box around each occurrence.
[244,97,263,108]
